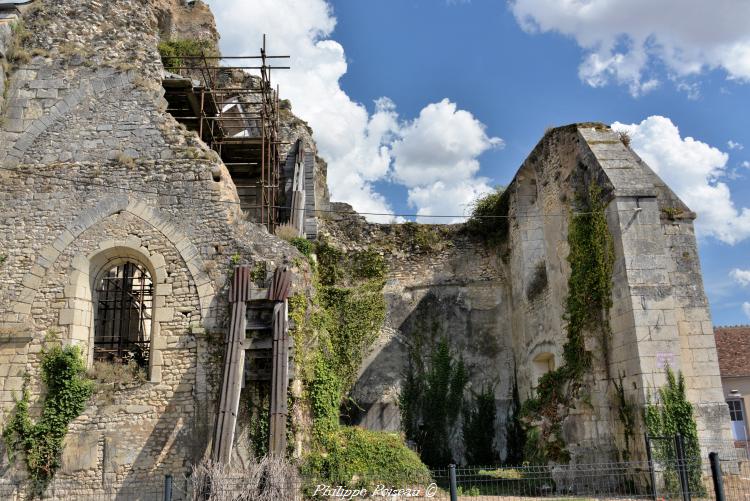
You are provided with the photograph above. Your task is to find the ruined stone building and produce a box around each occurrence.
[0,0,733,497]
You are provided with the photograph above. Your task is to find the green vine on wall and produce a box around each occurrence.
[644,367,705,496]
[286,239,430,487]
[613,372,637,461]
[3,344,93,492]
[520,181,615,462]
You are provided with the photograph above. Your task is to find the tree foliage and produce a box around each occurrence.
[400,339,468,467]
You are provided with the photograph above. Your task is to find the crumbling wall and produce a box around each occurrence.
[0,0,306,495]
[322,205,514,462]
[328,124,732,465]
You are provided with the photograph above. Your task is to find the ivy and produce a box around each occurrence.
[613,372,637,461]
[644,367,705,496]
[3,345,93,492]
[248,386,270,459]
[285,239,429,485]
[400,339,468,467]
[520,181,615,462]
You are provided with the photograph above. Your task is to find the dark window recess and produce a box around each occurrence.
[728,400,744,422]
[94,261,153,368]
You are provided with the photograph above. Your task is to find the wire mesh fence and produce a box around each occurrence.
[3,443,750,500]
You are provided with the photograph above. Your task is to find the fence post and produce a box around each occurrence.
[709,452,726,501]
[164,474,173,501]
[674,434,691,501]
[645,433,657,501]
[449,464,458,501]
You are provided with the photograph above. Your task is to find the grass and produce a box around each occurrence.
[87,360,146,386]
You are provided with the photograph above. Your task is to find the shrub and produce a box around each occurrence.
[401,339,467,467]
[290,237,313,258]
[645,367,705,496]
[158,39,216,72]
[466,187,509,246]
[303,427,431,490]
[463,387,498,466]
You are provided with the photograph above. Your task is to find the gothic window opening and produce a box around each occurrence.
[94,261,153,368]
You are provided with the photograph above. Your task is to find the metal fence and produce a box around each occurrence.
[3,444,750,500]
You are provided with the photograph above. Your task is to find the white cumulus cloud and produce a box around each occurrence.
[510,0,750,96]
[743,302,750,319]
[612,116,750,244]
[390,99,502,221]
[731,269,750,287]
[206,0,499,222]
[728,140,744,150]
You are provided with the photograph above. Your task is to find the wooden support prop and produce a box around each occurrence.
[212,265,249,464]
[268,266,293,456]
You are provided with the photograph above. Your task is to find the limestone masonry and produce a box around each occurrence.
[0,0,732,497]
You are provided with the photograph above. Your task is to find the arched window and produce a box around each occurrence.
[532,352,555,388]
[94,261,153,368]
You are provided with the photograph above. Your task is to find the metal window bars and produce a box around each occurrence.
[160,36,290,233]
[94,261,153,368]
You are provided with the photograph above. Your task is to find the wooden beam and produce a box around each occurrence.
[212,265,249,464]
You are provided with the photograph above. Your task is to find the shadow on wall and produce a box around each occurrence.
[345,289,511,445]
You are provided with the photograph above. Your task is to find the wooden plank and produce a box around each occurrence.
[212,266,249,464]
[268,299,290,456]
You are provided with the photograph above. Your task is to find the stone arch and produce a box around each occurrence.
[63,241,169,382]
[3,70,136,167]
[14,196,215,327]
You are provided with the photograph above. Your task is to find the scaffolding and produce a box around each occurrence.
[161,36,290,232]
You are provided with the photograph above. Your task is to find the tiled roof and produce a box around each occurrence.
[715,326,750,377]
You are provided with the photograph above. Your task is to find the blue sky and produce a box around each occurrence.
[207,0,750,326]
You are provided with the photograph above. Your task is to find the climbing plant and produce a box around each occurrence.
[613,372,637,461]
[285,239,430,487]
[248,386,270,459]
[400,339,468,467]
[520,181,615,462]
[3,344,94,492]
[644,367,705,496]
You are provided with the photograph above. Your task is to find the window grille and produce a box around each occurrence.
[94,261,153,368]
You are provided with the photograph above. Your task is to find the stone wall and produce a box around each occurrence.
[323,211,512,461]
[326,124,733,464]
[0,0,307,495]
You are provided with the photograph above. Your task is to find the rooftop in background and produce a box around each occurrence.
[715,325,750,377]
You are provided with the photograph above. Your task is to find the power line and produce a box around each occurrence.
[0,165,641,220]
